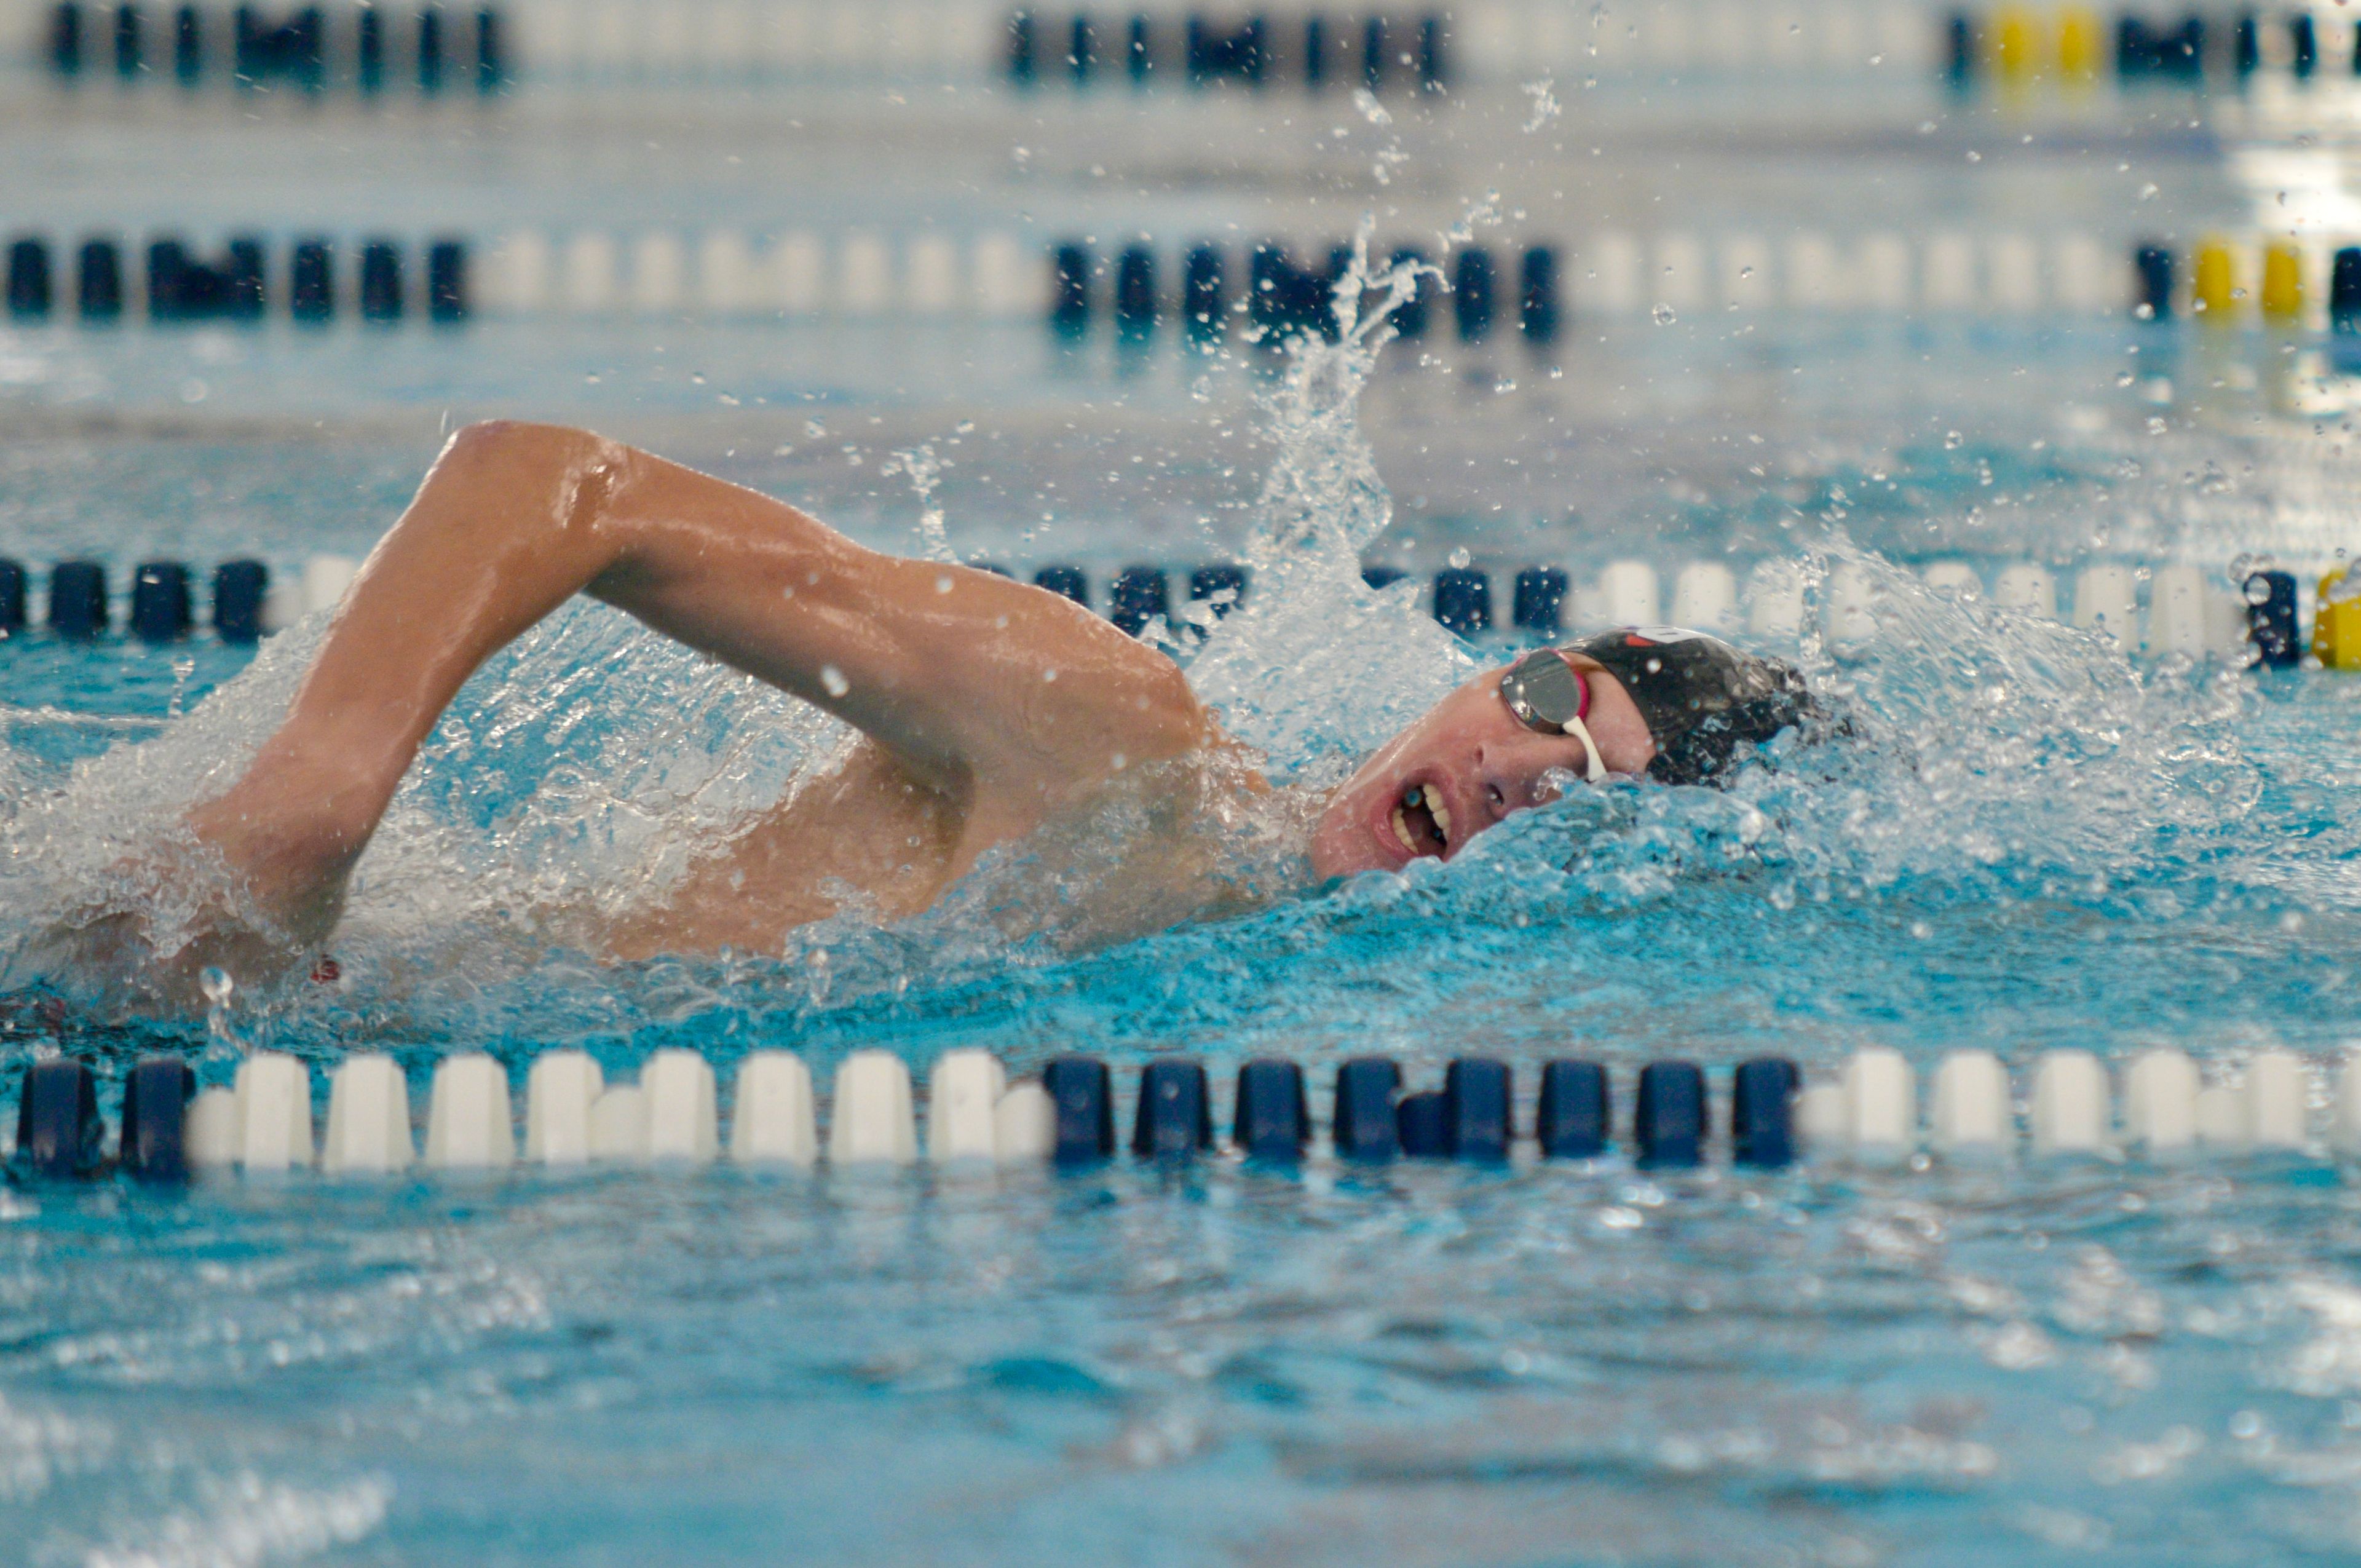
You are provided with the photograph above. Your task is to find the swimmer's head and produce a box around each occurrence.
[1308,627,1821,879]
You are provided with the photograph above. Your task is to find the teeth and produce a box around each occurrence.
[1391,805,1417,853]
[1428,794,1453,843]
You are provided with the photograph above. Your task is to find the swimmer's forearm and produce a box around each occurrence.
[191,421,651,927]
[192,419,1204,935]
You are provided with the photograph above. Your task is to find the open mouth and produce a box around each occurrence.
[1389,783,1452,859]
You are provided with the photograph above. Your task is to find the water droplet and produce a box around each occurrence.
[1650,303,1677,325]
[1449,547,1472,569]
[820,665,850,697]
[1944,430,1964,449]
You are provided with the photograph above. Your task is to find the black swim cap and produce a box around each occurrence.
[1562,627,1821,787]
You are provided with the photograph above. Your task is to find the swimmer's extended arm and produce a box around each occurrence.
[188,419,1210,943]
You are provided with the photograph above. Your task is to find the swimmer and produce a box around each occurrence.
[119,422,1821,997]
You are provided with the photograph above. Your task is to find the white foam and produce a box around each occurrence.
[1922,561,1983,598]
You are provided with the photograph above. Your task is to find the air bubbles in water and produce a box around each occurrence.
[1651,304,1677,325]
[199,967,245,1060]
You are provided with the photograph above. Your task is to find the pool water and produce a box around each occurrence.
[3,315,2360,1562]
[14,6,2361,1561]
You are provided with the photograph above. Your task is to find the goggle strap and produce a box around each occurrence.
[1562,713,1609,784]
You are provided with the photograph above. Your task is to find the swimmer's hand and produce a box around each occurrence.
[23,828,321,1013]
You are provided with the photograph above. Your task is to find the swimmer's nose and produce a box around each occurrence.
[1474,742,1536,823]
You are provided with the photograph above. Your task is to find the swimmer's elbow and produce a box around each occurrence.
[1136,660,1217,754]
[434,420,624,497]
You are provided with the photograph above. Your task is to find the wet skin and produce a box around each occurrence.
[1305,652,1658,880]
[174,422,1651,987]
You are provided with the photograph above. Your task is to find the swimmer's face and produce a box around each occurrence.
[1308,654,1657,879]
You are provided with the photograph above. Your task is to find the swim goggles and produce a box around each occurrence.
[1498,647,1608,784]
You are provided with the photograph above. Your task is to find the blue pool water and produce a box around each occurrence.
[6,324,2361,1562]
[14,6,2361,1559]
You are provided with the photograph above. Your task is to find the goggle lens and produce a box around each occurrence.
[1500,649,1608,784]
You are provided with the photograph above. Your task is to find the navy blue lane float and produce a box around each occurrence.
[0,555,2322,673]
[1634,1060,1706,1169]
[1050,239,1556,348]
[1442,1057,1512,1161]
[1536,1059,1610,1158]
[0,558,273,641]
[0,235,467,327]
[131,561,192,642]
[1025,1053,1796,1168]
[1045,1055,1115,1163]
[1512,566,1567,634]
[1731,1056,1800,1168]
[1109,565,1171,636]
[1233,1058,1308,1161]
[1134,1059,1212,1155]
[1431,566,1490,634]
[2247,569,2299,668]
[1010,9,1445,94]
[15,1058,105,1179]
[49,561,108,640]
[1394,1088,1448,1156]
[45,1,506,93]
[1332,1055,1401,1160]
[120,1058,195,1182]
[3,1050,1798,1184]
[1034,564,1090,606]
